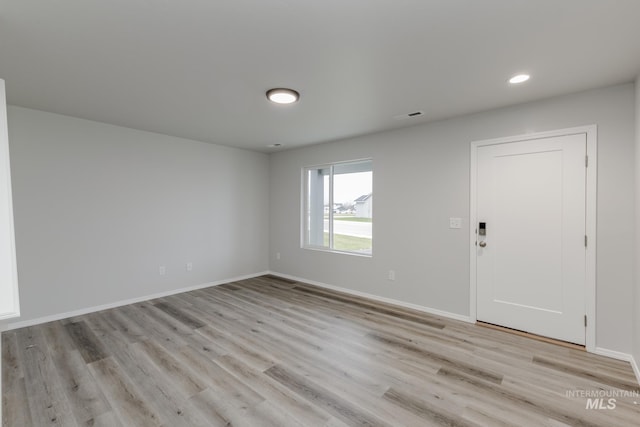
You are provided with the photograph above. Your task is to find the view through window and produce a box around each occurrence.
[304,159,372,255]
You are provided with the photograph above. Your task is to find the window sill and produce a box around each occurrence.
[302,246,373,258]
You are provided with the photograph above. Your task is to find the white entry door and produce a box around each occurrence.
[475,133,587,345]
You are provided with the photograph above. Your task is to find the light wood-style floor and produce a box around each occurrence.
[3,275,640,426]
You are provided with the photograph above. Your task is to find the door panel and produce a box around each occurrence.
[476,134,586,344]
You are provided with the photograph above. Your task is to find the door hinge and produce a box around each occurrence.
[584,315,587,327]
[584,235,588,247]
[585,155,589,167]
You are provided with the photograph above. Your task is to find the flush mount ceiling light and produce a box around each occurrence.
[509,74,530,84]
[266,88,300,104]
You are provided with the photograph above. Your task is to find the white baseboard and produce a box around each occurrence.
[6,271,269,330]
[593,349,640,385]
[593,347,633,362]
[268,271,474,324]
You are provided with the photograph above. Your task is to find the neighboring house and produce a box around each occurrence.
[354,193,373,218]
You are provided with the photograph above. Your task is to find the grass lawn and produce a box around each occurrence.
[333,216,372,223]
[324,233,372,252]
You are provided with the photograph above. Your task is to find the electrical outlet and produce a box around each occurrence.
[388,270,396,281]
[276,252,281,260]
[159,265,166,276]
[186,262,193,272]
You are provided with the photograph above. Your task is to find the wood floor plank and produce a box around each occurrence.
[87,411,123,427]
[195,324,276,371]
[369,331,504,385]
[1,332,23,389]
[3,275,640,427]
[291,287,445,330]
[2,377,33,427]
[188,387,247,426]
[532,355,640,391]
[435,360,607,427]
[42,322,113,423]
[177,345,265,408]
[198,296,396,399]
[64,321,109,364]
[15,327,80,427]
[215,354,334,426]
[115,304,188,353]
[261,274,297,285]
[87,357,163,427]
[2,332,33,427]
[132,339,206,398]
[383,386,480,427]
[85,314,211,427]
[100,310,146,345]
[153,301,206,330]
[461,405,554,427]
[264,364,391,427]
[269,353,438,427]
[241,400,307,427]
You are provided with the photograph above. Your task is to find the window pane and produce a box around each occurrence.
[332,164,372,254]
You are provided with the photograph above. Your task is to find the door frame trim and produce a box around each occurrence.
[469,125,597,352]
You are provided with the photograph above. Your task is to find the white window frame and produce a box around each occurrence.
[0,79,20,321]
[301,158,373,256]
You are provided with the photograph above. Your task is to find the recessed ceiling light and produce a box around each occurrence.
[266,88,300,104]
[509,74,530,84]
[267,143,284,148]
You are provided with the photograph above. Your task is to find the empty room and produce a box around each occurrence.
[2,1,640,426]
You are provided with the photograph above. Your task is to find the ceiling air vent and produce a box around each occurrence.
[393,111,424,120]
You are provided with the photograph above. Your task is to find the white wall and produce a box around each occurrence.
[269,83,636,354]
[7,107,269,325]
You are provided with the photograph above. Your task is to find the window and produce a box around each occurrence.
[303,159,372,255]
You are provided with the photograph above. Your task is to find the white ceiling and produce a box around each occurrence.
[1,1,640,152]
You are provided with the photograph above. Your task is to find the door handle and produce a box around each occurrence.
[479,241,487,248]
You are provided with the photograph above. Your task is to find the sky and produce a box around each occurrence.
[330,171,372,204]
